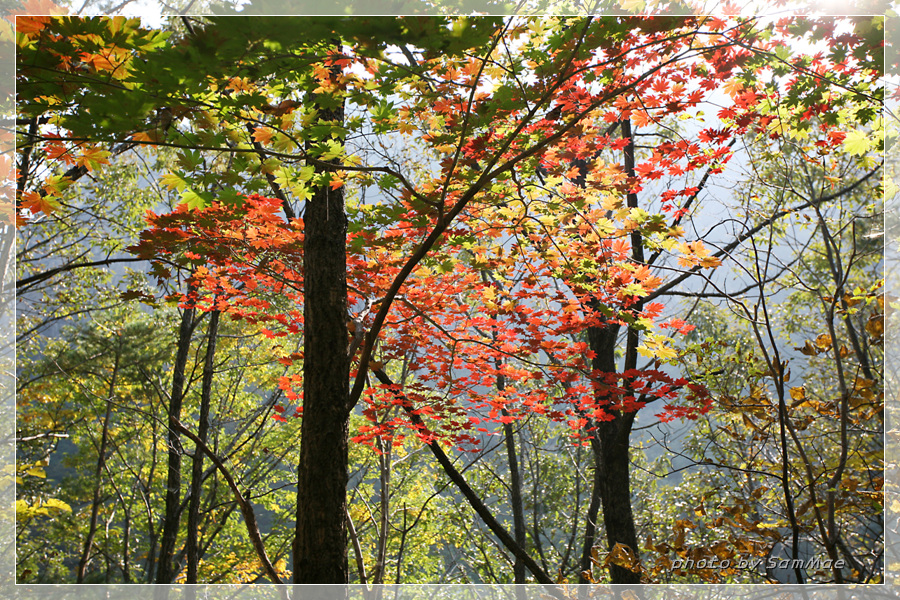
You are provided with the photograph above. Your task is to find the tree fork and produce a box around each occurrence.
[371,368,556,586]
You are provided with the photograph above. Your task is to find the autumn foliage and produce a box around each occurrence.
[15,11,884,585]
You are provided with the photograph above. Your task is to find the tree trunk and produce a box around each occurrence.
[186,310,219,583]
[577,438,603,584]
[76,342,120,583]
[292,73,350,584]
[581,319,641,584]
[594,414,640,584]
[571,118,645,585]
[156,298,196,583]
[582,318,641,584]
[588,118,642,585]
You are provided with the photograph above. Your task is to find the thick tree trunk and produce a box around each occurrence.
[595,414,640,584]
[580,113,645,579]
[579,319,640,584]
[582,319,641,584]
[292,87,350,584]
[585,118,642,585]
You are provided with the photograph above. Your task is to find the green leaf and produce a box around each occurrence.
[181,188,212,209]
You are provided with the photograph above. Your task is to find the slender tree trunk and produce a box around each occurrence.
[371,368,554,584]
[373,436,391,584]
[186,310,220,583]
[483,283,529,583]
[577,438,603,584]
[292,64,350,583]
[156,297,197,583]
[503,416,527,584]
[76,344,120,583]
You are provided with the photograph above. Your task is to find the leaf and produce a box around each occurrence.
[42,498,72,513]
[76,147,111,171]
[789,386,806,402]
[25,466,46,478]
[814,333,832,349]
[16,16,52,35]
[843,130,871,156]
[796,340,819,356]
[19,190,60,216]
[252,126,276,145]
[159,172,189,192]
[865,314,884,339]
[605,542,640,571]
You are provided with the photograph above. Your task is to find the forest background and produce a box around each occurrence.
[6,0,900,598]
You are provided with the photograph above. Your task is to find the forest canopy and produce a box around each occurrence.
[14,12,886,587]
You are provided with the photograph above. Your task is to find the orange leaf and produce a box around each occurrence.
[131,130,158,143]
[20,190,59,216]
[252,127,276,145]
[15,16,50,34]
[80,51,115,72]
[45,142,75,164]
[632,109,652,128]
[76,147,110,171]
[789,387,806,402]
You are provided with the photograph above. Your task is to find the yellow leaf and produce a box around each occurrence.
[843,293,861,307]
[43,498,72,513]
[606,542,640,571]
[865,314,884,339]
[789,387,806,402]
[843,129,871,156]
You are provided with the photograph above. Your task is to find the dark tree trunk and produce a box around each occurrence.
[292,83,350,584]
[186,310,219,583]
[76,342,120,583]
[576,120,644,584]
[577,437,603,584]
[156,298,196,583]
[594,414,640,584]
[503,416,528,584]
[582,319,641,584]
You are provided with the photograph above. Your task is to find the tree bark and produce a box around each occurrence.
[186,310,220,583]
[577,118,642,584]
[76,340,120,583]
[292,70,350,584]
[156,296,197,583]
[594,414,640,584]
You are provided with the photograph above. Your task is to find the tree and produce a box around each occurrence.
[16,13,883,585]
